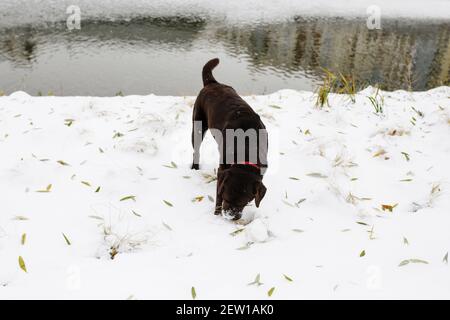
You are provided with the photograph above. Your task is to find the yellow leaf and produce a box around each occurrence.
[373,149,387,158]
[192,196,204,202]
[18,256,27,273]
[381,203,398,212]
[36,184,52,193]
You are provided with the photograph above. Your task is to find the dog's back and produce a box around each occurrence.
[197,59,264,132]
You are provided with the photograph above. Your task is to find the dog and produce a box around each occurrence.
[191,58,268,220]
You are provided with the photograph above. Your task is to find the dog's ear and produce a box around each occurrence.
[218,170,230,196]
[254,182,267,208]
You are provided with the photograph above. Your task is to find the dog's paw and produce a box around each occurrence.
[191,163,200,170]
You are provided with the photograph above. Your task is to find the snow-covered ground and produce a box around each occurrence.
[0,87,449,299]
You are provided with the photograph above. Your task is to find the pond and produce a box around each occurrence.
[0,15,449,96]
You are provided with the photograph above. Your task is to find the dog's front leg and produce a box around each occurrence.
[214,170,224,215]
[191,102,207,170]
[214,178,223,215]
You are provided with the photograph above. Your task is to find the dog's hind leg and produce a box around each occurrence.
[214,167,226,214]
[191,101,208,170]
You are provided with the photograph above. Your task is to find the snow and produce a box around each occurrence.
[0,86,449,299]
[0,0,449,27]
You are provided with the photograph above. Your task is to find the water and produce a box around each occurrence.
[0,16,448,96]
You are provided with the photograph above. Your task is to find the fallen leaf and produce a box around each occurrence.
[401,152,410,161]
[163,161,177,169]
[36,184,52,193]
[62,233,71,245]
[399,258,429,267]
[248,274,263,286]
[112,132,124,139]
[373,149,387,157]
[295,198,306,207]
[237,243,252,250]
[282,200,295,207]
[12,216,29,221]
[409,259,428,264]
[88,215,103,220]
[163,200,173,207]
[132,210,142,217]
[306,172,328,178]
[403,237,409,246]
[81,181,91,187]
[230,229,245,236]
[192,196,204,202]
[283,274,293,282]
[381,203,398,212]
[399,260,410,267]
[18,256,27,273]
[120,195,136,202]
[162,221,172,231]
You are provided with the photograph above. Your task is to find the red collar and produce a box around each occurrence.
[236,161,260,170]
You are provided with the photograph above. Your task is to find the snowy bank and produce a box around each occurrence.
[1,0,449,27]
[0,87,449,299]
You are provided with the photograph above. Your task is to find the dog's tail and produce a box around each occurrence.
[202,58,220,86]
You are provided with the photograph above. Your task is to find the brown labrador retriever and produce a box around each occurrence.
[191,58,268,220]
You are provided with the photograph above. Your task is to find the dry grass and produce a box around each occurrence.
[315,69,357,107]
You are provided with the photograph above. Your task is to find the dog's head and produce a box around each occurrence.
[218,166,267,220]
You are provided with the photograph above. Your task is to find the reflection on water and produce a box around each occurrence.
[0,17,448,96]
